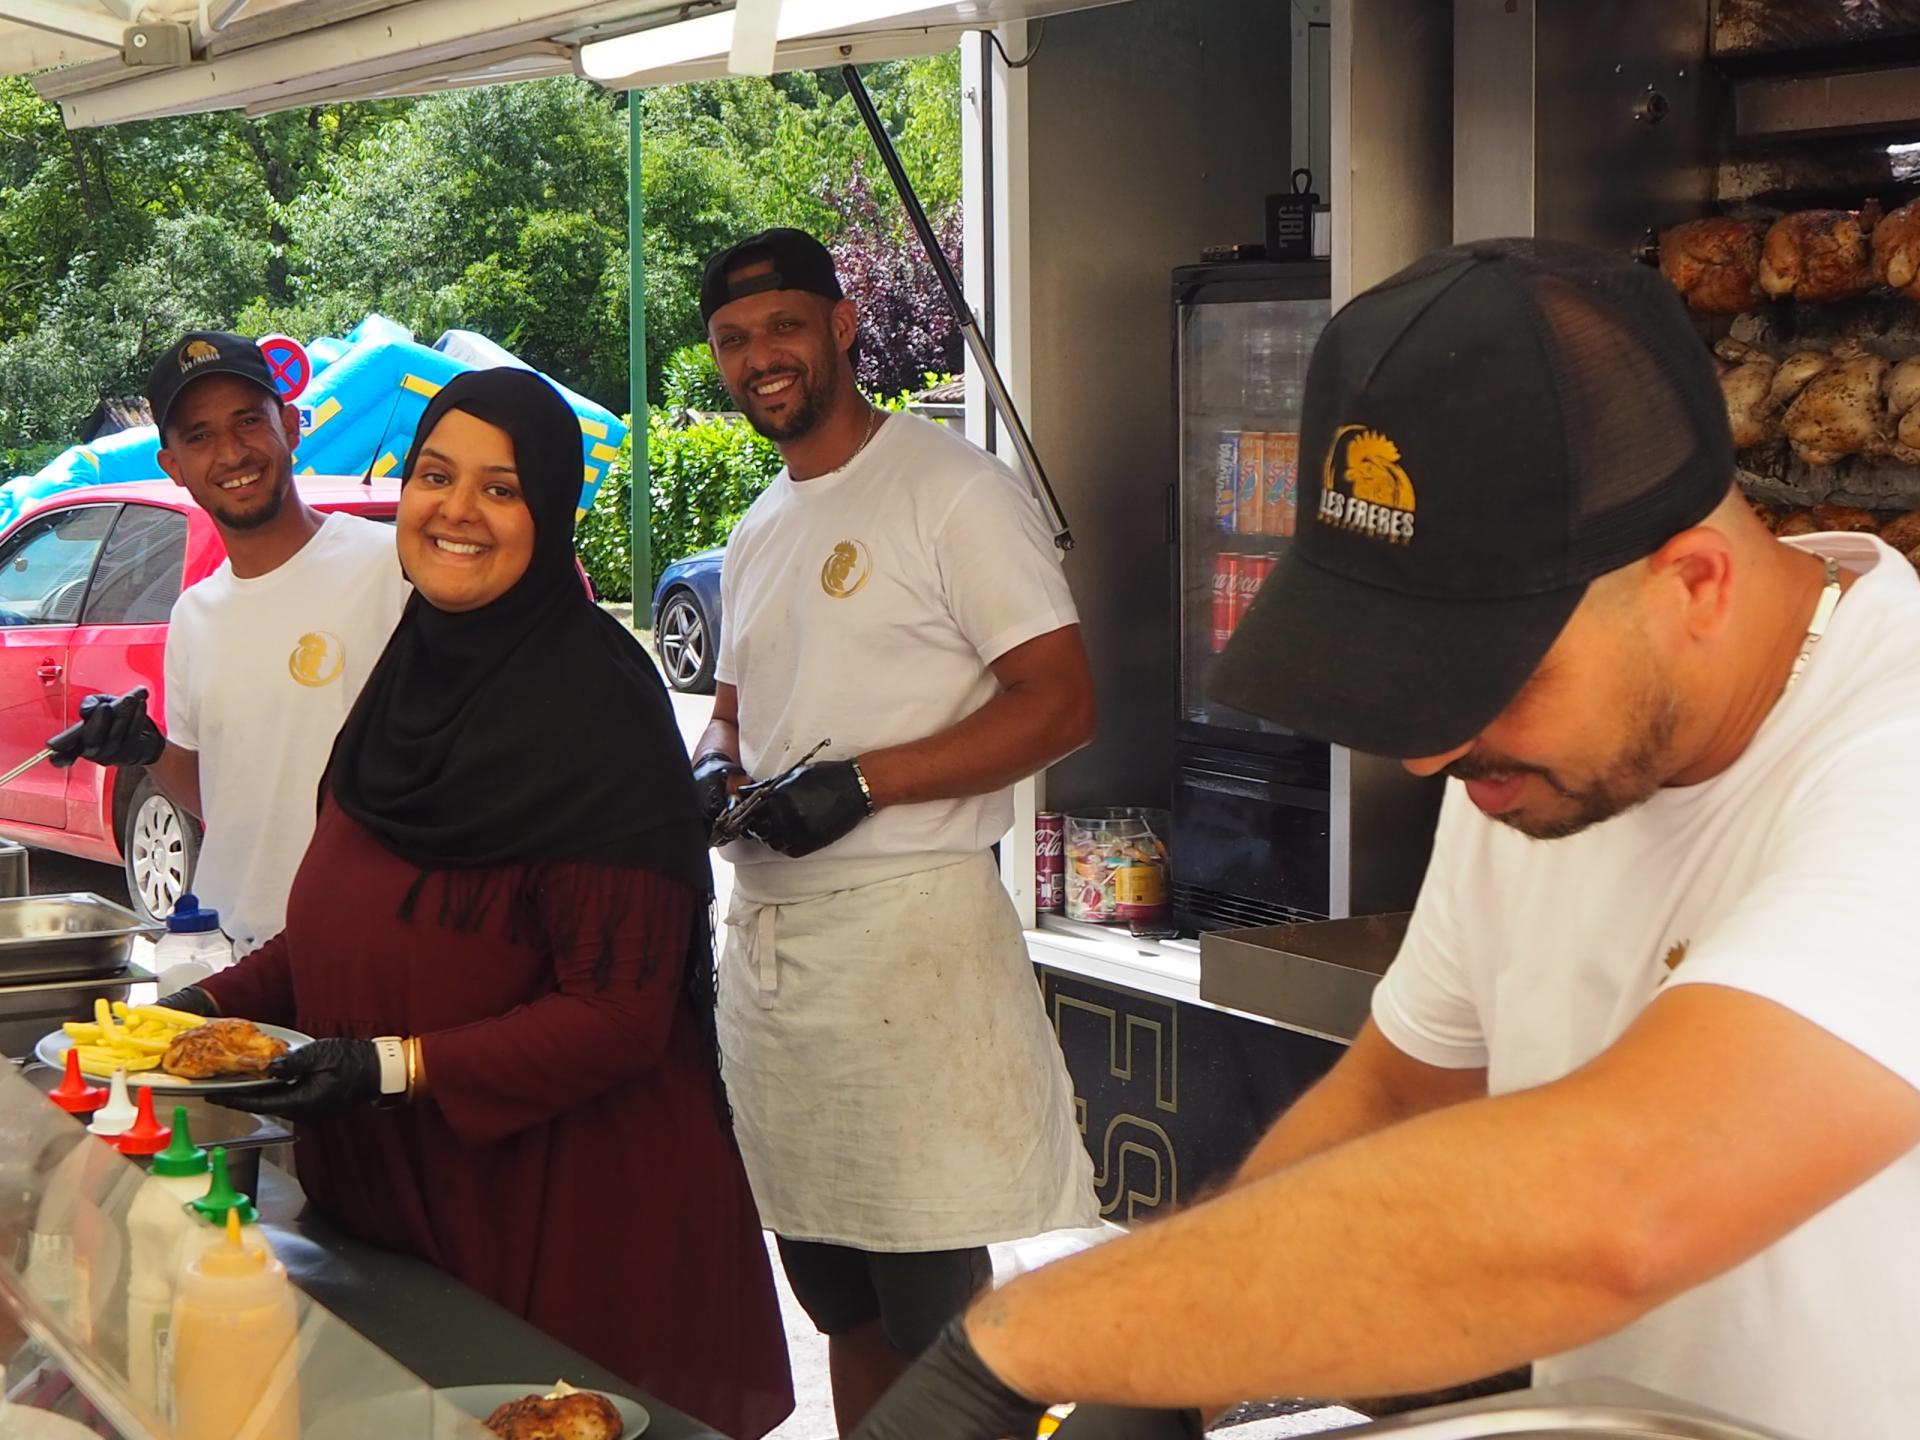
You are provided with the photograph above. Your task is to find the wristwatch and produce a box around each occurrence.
[371,1036,409,1107]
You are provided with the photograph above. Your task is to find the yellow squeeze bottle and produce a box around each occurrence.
[169,1209,299,1440]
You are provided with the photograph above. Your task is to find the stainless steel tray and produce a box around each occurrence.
[0,893,162,983]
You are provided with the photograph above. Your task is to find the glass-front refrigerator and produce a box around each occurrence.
[1170,261,1335,932]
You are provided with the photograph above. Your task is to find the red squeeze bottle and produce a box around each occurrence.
[50,1047,107,1115]
[115,1084,174,1156]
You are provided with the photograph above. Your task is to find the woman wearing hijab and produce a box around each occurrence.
[170,369,794,1440]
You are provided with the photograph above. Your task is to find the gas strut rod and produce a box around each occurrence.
[841,63,1074,550]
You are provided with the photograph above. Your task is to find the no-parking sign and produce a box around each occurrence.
[257,333,312,402]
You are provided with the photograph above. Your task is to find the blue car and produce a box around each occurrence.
[650,546,725,693]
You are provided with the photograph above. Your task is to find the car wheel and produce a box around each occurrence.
[656,587,717,694]
[122,776,201,925]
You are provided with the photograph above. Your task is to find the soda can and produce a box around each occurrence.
[1260,431,1301,536]
[1214,431,1241,533]
[1232,553,1268,636]
[1235,430,1266,535]
[1211,552,1242,653]
[1034,812,1065,912]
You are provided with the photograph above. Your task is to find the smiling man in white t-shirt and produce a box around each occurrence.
[850,241,1920,1440]
[49,332,410,952]
[690,227,1101,1434]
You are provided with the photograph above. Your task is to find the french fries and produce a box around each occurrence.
[62,1001,208,1076]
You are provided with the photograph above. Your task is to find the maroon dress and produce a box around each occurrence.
[203,797,794,1440]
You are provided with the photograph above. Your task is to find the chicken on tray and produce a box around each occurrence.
[1660,216,1769,312]
[162,1017,288,1080]
[1761,206,1882,304]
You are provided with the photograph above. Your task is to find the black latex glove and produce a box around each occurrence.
[845,1320,1047,1440]
[1052,1403,1206,1439]
[47,688,166,769]
[155,986,219,1018]
[739,760,871,858]
[692,752,747,828]
[214,1037,381,1121]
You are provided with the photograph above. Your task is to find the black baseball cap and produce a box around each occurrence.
[146,331,280,438]
[701,227,844,326]
[1211,237,1734,759]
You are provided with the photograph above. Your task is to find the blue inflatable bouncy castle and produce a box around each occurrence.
[0,316,627,534]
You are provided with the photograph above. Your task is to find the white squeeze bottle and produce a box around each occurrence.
[169,1209,300,1440]
[126,1107,208,1412]
[152,893,232,992]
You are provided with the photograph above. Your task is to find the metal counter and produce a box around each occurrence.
[1199,911,1409,1043]
[254,1165,729,1440]
[1338,1378,1798,1439]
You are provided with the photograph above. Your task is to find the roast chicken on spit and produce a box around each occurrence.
[1760,206,1881,304]
[1887,354,1920,464]
[1873,198,1920,301]
[1659,217,1769,313]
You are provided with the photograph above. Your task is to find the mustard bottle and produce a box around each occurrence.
[169,1209,299,1440]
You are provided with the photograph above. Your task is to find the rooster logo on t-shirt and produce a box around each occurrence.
[288,631,345,687]
[820,540,873,599]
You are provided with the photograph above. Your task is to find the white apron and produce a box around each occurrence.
[718,850,1099,1250]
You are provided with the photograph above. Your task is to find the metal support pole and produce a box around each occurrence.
[627,96,653,610]
[840,63,1073,550]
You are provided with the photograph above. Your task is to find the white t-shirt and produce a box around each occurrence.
[1372,533,1920,1440]
[165,512,411,951]
[715,412,1078,872]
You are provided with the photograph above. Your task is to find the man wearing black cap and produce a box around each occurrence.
[49,332,410,953]
[848,239,1920,1440]
[690,228,1101,1430]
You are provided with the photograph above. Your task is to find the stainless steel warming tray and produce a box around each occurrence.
[0,893,161,983]
[1339,1379,1797,1440]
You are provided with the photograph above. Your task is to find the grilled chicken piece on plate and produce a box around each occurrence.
[162,1018,288,1080]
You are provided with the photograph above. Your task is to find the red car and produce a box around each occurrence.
[0,476,400,922]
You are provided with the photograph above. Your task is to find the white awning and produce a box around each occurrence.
[7,0,1121,128]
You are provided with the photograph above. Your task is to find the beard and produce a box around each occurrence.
[739,359,839,442]
[206,463,291,532]
[1448,684,1681,841]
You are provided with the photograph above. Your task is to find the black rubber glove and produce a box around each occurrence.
[846,1320,1047,1440]
[739,760,872,858]
[47,688,166,769]
[1052,1403,1206,1439]
[692,751,747,828]
[215,1038,381,1121]
[155,986,219,1018]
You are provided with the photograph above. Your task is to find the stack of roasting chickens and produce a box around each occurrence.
[1746,496,1920,573]
[1661,199,1920,311]
[1713,339,1920,467]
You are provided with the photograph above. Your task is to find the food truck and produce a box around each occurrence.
[0,1,1914,1434]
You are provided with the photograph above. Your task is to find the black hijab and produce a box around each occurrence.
[327,369,711,994]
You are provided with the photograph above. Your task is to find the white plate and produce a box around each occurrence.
[438,1383,650,1438]
[35,1022,313,1091]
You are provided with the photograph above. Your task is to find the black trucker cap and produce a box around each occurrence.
[701,227,844,325]
[145,331,280,437]
[1211,237,1735,759]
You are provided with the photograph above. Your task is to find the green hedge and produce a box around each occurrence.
[575,411,783,604]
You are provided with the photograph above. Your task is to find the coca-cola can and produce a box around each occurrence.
[1211,552,1242,653]
[1035,812,1065,912]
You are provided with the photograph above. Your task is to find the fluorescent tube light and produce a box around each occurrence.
[580,0,941,80]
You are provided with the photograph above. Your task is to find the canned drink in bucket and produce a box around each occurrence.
[1065,809,1171,927]
[1035,812,1065,913]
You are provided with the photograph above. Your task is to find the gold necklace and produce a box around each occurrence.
[812,408,883,480]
